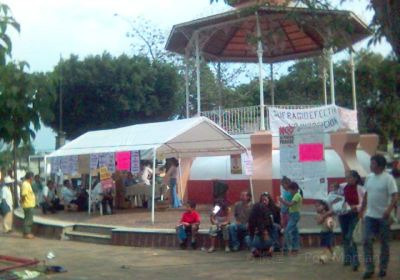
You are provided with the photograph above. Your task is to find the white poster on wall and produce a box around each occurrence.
[243,152,253,176]
[269,105,357,135]
[279,126,327,200]
[60,155,78,175]
[98,153,115,173]
[131,151,141,174]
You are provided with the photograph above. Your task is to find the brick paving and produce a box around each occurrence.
[0,234,399,280]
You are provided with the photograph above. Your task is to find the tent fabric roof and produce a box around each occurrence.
[165,6,370,63]
[48,117,247,158]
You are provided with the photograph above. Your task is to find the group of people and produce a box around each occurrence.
[174,154,399,279]
[122,158,182,209]
[176,180,303,257]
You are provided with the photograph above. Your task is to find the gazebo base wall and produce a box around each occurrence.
[12,212,400,249]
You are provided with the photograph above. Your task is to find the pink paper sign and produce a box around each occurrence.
[116,151,131,171]
[299,143,324,162]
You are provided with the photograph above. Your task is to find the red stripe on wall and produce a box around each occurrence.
[187,178,346,205]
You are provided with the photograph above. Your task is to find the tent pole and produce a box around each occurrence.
[328,48,336,105]
[256,12,265,130]
[151,148,157,224]
[349,49,357,111]
[323,64,328,105]
[195,32,201,116]
[249,176,255,204]
[88,161,92,216]
[44,155,48,184]
[178,157,183,203]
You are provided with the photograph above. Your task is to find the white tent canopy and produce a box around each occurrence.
[47,117,247,224]
[48,117,246,159]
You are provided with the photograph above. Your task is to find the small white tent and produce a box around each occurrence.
[47,117,247,223]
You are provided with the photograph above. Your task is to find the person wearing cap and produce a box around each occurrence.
[1,176,14,233]
[21,172,36,239]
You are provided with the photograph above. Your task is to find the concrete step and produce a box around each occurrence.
[73,224,114,235]
[65,231,111,245]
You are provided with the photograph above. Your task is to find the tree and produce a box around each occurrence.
[0,62,41,202]
[39,53,183,139]
[0,3,20,65]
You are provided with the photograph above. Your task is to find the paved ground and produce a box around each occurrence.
[1,234,399,280]
[36,205,323,229]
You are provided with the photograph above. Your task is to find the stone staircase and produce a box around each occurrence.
[64,224,114,245]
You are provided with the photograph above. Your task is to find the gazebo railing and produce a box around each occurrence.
[201,104,320,135]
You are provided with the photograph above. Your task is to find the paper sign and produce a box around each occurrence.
[243,152,253,176]
[99,167,111,181]
[98,153,115,173]
[78,155,90,174]
[50,157,61,174]
[131,151,141,174]
[90,154,99,171]
[116,151,131,171]
[299,143,324,162]
[230,154,242,174]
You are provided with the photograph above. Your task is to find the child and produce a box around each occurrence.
[279,182,302,255]
[280,176,292,232]
[176,200,201,249]
[315,200,336,264]
[208,200,231,253]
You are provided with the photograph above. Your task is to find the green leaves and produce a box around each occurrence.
[37,53,183,139]
[0,3,20,65]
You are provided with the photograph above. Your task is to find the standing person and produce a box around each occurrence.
[280,182,302,255]
[360,155,398,279]
[228,191,253,251]
[1,176,14,233]
[315,200,336,264]
[20,172,36,239]
[164,158,182,208]
[280,176,292,232]
[337,170,365,271]
[176,200,201,249]
[32,175,43,206]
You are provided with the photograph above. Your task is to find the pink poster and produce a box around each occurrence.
[116,151,131,171]
[299,143,324,162]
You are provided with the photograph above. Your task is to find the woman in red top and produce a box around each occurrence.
[338,170,365,272]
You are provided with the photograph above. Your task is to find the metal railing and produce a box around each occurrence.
[201,104,320,135]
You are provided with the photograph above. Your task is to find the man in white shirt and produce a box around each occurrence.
[61,180,78,210]
[1,177,14,233]
[360,155,398,279]
[40,180,59,214]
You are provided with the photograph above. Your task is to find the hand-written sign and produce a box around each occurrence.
[116,151,131,171]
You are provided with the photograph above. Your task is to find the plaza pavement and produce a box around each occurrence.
[1,233,399,280]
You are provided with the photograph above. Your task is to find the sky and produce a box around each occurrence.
[4,0,393,153]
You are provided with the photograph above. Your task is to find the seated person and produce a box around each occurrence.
[176,200,200,249]
[229,191,253,251]
[245,201,275,258]
[61,179,78,210]
[208,200,231,253]
[124,172,137,187]
[140,161,153,186]
[40,180,63,214]
[92,179,114,215]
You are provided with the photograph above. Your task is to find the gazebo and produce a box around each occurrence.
[165,0,370,130]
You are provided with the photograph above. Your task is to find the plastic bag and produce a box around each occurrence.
[353,220,363,244]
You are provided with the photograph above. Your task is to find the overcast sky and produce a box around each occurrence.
[4,0,393,152]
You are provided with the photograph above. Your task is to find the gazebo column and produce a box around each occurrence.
[184,53,190,118]
[322,52,328,105]
[350,49,357,111]
[328,48,336,105]
[195,32,201,116]
[256,12,266,130]
[270,63,275,106]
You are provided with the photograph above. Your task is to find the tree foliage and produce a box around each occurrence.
[39,53,183,139]
[0,2,20,65]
